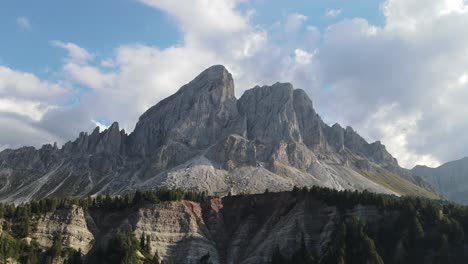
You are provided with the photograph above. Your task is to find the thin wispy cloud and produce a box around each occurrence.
[285,13,308,34]
[325,9,342,18]
[50,40,93,64]
[16,16,31,30]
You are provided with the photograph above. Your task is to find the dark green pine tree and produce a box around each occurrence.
[51,234,63,259]
[362,236,384,264]
[45,256,52,264]
[146,235,151,253]
[65,249,83,264]
[199,253,213,264]
[106,229,140,264]
[290,237,315,264]
[146,251,161,264]
[435,234,450,263]
[271,246,286,264]
[140,233,146,251]
[18,215,31,237]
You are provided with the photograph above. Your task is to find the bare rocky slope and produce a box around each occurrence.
[0,65,438,203]
[412,157,468,204]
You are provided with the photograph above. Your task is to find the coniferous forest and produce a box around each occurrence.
[1,187,468,263]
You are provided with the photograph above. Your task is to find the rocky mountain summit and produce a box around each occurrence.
[412,157,468,204]
[0,65,437,202]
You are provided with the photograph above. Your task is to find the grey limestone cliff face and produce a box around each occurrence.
[293,89,327,150]
[237,83,326,150]
[35,205,96,254]
[325,123,345,152]
[131,65,245,156]
[238,83,301,144]
[61,122,127,155]
[0,65,436,202]
[131,201,220,263]
[341,126,398,170]
[206,135,257,170]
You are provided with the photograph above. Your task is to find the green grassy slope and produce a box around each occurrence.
[359,167,440,199]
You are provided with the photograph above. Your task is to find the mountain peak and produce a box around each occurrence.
[199,64,230,80]
[108,122,119,131]
[131,64,241,154]
[177,64,234,97]
[238,82,324,146]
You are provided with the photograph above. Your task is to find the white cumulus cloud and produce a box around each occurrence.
[294,49,314,65]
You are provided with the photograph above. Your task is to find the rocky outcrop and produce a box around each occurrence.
[206,135,257,170]
[204,193,336,264]
[238,83,300,144]
[35,205,96,254]
[236,83,325,151]
[324,126,399,170]
[61,122,128,155]
[292,89,327,150]
[0,65,437,203]
[131,65,245,156]
[132,201,219,263]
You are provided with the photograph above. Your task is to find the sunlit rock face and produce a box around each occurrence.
[35,205,96,254]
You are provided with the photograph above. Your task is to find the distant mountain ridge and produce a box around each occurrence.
[0,65,437,202]
[412,157,468,204]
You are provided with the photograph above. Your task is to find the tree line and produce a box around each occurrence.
[271,186,468,263]
[2,186,468,263]
[0,189,206,264]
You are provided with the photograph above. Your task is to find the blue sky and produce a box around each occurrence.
[1,0,468,168]
[0,0,383,79]
[247,0,384,26]
[0,0,179,78]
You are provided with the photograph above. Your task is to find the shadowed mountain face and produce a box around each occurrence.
[0,65,437,203]
[412,157,468,204]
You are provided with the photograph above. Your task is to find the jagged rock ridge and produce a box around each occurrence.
[0,65,437,202]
